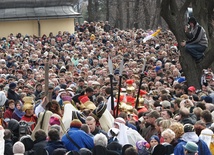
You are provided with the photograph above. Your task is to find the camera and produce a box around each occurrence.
[19,121,32,136]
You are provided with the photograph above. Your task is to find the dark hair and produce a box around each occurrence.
[201,110,212,123]
[34,129,47,141]
[48,129,60,141]
[85,87,94,93]
[124,147,138,155]
[4,129,12,140]
[188,17,197,26]
[80,124,90,134]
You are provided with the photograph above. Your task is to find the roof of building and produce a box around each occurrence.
[0,0,81,21]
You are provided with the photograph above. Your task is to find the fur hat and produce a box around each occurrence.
[13,141,25,154]
[70,119,82,128]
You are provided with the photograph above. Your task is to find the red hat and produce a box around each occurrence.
[70,119,82,128]
[140,90,147,96]
[126,79,134,85]
[80,96,96,110]
[188,86,196,92]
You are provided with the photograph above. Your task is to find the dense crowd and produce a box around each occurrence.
[0,20,214,155]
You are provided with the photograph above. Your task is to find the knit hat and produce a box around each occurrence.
[183,141,198,153]
[49,115,60,126]
[9,82,16,89]
[13,141,25,154]
[150,135,160,143]
[70,119,82,128]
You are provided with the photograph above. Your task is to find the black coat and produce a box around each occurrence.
[32,139,48,155]
[93,145,119,155]
[7,89,21,102]
[4,140,13,155]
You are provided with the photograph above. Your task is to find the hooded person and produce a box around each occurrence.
[12,100,25,121]
[174,123,211,155]
[199,128,214,150]
[114,117,146,146]
[62,101,84,131]
[91,102,114,132]
[31,110,53,140]
[20,135,34,154]
[7,119,20,143]
[49,113,66,138]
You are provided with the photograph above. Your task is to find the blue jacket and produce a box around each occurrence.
[62,127,94,151]
[174,139,211,155]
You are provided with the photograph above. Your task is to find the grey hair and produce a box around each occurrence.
[161,128,175,139]
[93,133,107,147]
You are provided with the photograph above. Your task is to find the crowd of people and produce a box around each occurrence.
[0,19,213,155]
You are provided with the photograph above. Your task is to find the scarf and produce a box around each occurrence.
[14,108,25,119]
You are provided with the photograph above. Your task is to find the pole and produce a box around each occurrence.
[45,58,51,103]
[108,55,115,117]
[116,57,124,117]
[135,59,146,109]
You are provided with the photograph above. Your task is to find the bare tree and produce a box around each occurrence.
[160,0,214,88]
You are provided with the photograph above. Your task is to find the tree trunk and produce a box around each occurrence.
[142,0,150,29]
[160,0,214,89]
[88,0,93,22]
[133,0,140,29]
[106,0,110,21]
[118,0,123,29]
[94,0,99,21]
[126,0,130,29]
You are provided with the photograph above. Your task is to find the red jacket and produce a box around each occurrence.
[3,108,14,119]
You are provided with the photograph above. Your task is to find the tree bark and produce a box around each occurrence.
[126,0,130,29]
[133,0,140,29]
[87,0,93,22]
[106,0,110,21]
[160,0,214,89]
[142,0,150,29]
[94,0,99,21]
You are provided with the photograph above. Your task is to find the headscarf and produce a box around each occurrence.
[199,128,214,149]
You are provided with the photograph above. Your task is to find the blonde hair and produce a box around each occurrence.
[169,122,184,139]
[160,119,172,131]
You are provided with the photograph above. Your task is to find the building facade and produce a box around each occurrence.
[0,0,81,37]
